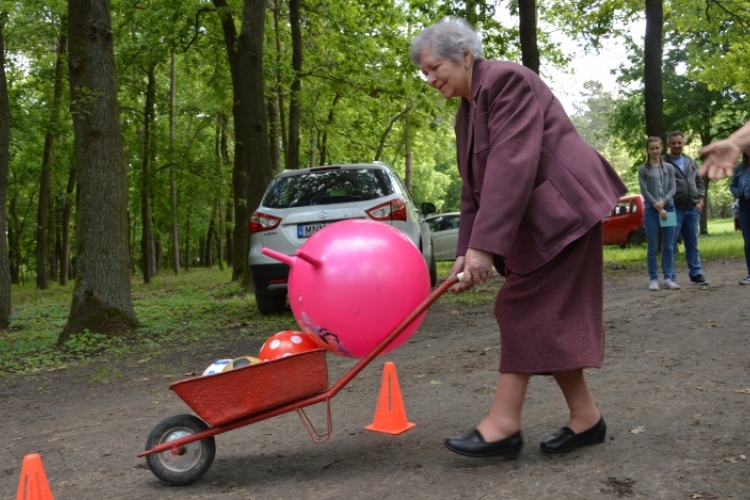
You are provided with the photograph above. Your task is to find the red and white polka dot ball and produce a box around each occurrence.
[258,330,319,361]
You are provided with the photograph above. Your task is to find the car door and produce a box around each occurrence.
[432,214,460,260]
[601,208,616,245]
[609,199,631,245]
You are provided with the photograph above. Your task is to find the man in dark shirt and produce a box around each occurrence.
[663,131,709,286]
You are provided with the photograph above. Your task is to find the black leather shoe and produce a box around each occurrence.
[540,417,606,454]
[444,429,523,458]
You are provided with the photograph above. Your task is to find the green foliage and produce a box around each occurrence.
[0,268,296,375]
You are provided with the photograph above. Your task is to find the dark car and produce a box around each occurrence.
[602,195,646,246]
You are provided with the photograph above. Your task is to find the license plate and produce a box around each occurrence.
[297,223,328,238]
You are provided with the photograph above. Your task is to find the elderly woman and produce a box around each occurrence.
[410,18,627,458]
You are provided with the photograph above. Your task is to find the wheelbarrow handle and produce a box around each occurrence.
[326,271,465,398]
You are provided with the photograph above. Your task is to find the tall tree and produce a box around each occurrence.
[168,51,180,275]
[238,0,274,284]
[643,0,664,139]
[59,164,75,285]
[140,64,156,284]
[518,0,540,74]
[212,0,251,281]
[287,0,301,169]
[269,1,286,170]
[0,12,11,329]
[60,0,138,343]
[35,17,67,290]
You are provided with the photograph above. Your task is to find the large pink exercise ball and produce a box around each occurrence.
[263,220,430,358]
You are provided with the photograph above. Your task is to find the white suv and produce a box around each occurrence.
[248,162,437,314]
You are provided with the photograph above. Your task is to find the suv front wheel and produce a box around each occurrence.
[255,292,287,314]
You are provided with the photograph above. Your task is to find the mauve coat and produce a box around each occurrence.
[454,59,627,372]
[455,59,627,275]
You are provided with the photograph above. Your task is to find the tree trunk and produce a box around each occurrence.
[149,215,158,274]
[35,24,67,290]
[0,13,11,328]
[238,0,275,287]
[184,213,191,271]
[225,199,233,266]
[50,210,60,281]
[518,0,540,74]
[212,125,224,271]
[219,115,233,266]
[644,0,665,139]
[404,111,412,191]
[36,142,51,289]
[140,66,156,284]
[60,165,75,286]
[287,0,302,169]
[154,238,161,272]
[60,0,139,344]
[198,236,205,267]
[271,2,287,167]
[205,214,215,268]
[213,0,250,282]
[267,98,280,173]
[7,197,18,284]
[319,92,341,166]
[215,198,224,271]
[309,127,317,167]
[375,109,408,161]
[169,51,180,274]
[127,210,136,275]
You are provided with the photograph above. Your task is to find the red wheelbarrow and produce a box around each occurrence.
[138,275,459,486]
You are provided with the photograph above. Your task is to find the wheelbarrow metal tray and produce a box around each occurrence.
[170,349,329,427]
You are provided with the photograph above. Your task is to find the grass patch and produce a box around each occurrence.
[1,268,297,375]
[602,218,745,270]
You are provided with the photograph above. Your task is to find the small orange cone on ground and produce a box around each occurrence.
[16,453,54,500]
[365,361,416,435]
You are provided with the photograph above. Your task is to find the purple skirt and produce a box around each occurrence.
[495,224,604,373]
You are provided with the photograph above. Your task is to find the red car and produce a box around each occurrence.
[601,195,646,246]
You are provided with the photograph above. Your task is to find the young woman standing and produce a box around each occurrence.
[639,137,678,291]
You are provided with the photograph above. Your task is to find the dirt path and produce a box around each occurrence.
[2,258,749,499]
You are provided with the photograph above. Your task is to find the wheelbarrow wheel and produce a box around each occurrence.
[145,414,216,486]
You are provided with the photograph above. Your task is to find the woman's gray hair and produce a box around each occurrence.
[410,17,484,67]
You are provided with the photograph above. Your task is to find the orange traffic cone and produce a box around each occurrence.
[365,361,416,435]
[16,453,54,500]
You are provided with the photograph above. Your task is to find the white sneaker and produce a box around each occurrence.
[664,279,681,290]
[739,276,750,286]
[649,279,659,291]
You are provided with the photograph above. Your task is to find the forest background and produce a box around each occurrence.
[0,0,749,348]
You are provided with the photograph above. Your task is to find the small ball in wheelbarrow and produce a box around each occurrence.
[262,220,431,358]
[258,330,320,361]
[202,359,231,376]
[221,356,262,371]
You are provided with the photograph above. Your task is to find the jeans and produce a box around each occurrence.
[674,207,704,278]
[739,198,750,275]
[645,205,676,281]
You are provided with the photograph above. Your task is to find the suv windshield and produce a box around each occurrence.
[262,168,394,208]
